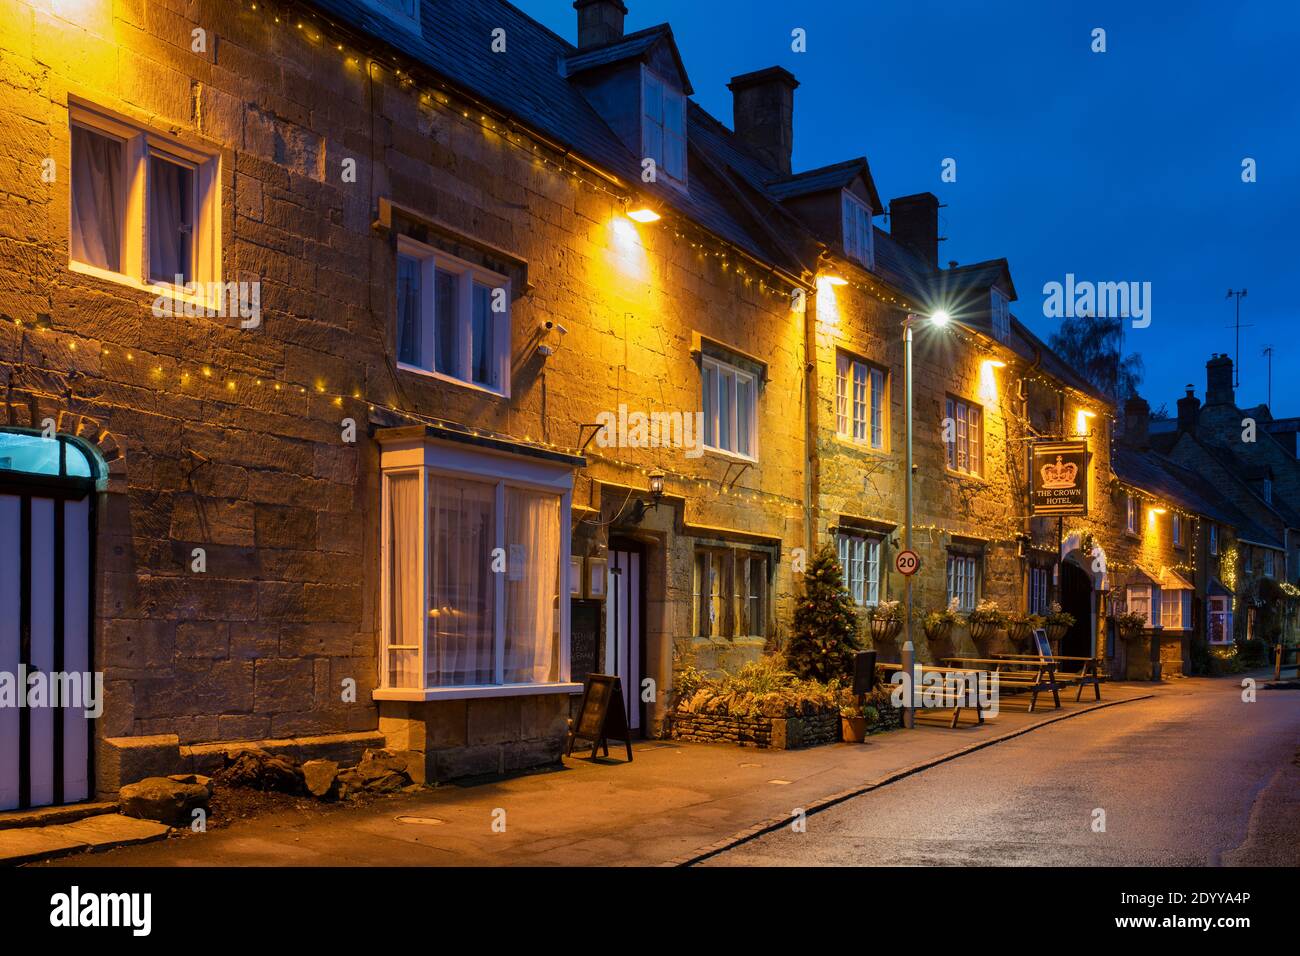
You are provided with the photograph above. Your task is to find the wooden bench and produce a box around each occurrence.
[877,662,990,728]
[939,656,1062,712]
[995,652,1105,702]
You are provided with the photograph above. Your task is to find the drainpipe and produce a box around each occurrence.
[802,281,818,559]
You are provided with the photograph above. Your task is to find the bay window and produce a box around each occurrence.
[1160,588,1191,630]
[378,432,579,699]
[836,353,887,449]
[837,531,881,606]
[1126,584,1158,627]
[396,238,510,395]
[702,355,758,459]
[69,101,219,294]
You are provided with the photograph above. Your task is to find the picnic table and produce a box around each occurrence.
[877,661,990,728]
[938,656,1062,712]
[994,652,1105,702]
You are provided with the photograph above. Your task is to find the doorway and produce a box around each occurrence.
[0,430,99,811]
[1060,559,1093,663]
[605,540,645,735]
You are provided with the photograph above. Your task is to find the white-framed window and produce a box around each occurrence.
[946,553,979,612]
[642,66,686,186]
[990,288,1011,342]
[837,531,882,607]
[1029,565,1050,615]
[378,439,577,698]
[1126,584,1159,627]
[359,0,421,33]
[1208,595,1232,644]
[836,353,887,449]
[68,101,220,296]
[1160,589,1191,629]
[1126,494,1139,535]
[396,238,510,396]
[1264,549,1276,578]
[701,354,758,459]
[693,547,770,638]
[1209,523,1219,556]
[842,191,874,269]
[945,396,983,476]
[1172,514,1183,548]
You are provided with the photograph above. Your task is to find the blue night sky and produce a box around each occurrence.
[517,0,1300,417]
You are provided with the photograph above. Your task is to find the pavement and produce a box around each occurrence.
[709,670,1300,866]
[36,677,1168,867]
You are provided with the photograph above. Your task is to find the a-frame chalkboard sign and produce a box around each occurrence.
[565,673,633,762]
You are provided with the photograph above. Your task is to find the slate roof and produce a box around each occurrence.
[562,23,693,93]
[765,158,883,212]
[307,0,1112,406]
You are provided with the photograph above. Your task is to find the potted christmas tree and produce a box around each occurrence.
[786,544,861,683]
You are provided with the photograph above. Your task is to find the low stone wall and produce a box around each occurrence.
[670,709,840,749]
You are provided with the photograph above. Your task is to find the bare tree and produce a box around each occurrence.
[1048,314,1143,399]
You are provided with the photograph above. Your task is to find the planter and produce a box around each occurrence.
[869,616,903,644]
[968,620,1001,643]
[1006,619,1035,650]
[922,621,954,643]
[1045,623,1069,644]
[671,709,841,750]
[841,715,867,743]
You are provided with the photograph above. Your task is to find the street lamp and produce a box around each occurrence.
[901,309,952,728]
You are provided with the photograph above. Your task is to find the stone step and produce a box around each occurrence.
[0,801,120,831]
[0,813,171,865]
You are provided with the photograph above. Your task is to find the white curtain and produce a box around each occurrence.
[428,477,495,685]
[148,155,192,283]
[70,126,123,273]
[387,473,421,688]
[505,488,560,683]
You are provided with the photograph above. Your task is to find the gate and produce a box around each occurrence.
[0,430,98,810]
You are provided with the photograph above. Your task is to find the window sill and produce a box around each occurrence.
[832,435,889,456]
[702,446,758,465]
[397,362,508,400]
[373,682,584,702]
[945,469,986,483]
[70,260,220,312]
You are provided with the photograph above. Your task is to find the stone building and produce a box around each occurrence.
[0,0,1282,813]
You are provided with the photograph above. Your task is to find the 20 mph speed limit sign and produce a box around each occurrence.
[895,549,921,576]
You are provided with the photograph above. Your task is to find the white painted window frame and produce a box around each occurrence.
[396,235,511,398]
[1160,588,1191,629]
[641,64,687,189]
[946,553,979,612]
[841,190,874,269]
[838,531,881,606]
[701,354,758,461]
[1207,594,1232,644]
[945,396,983,476]
[990,288,1011,342]
[377,438,578,701]
[67,100,221,306]
[836,352,887,450]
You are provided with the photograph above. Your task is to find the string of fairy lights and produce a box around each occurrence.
[12,0,1226,576]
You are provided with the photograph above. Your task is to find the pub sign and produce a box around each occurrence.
[1030,440,1089,516]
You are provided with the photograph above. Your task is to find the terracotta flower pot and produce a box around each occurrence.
[841,715,868,743]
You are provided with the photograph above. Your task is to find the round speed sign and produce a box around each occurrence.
[895,549,921,576]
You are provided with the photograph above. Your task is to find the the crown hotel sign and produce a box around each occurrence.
[1030,440,1089,516]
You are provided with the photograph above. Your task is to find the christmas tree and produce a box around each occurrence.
[786,544,861,682]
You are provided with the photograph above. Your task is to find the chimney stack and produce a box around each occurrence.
[1206,354,1235,406]
[1177,385,1200,434]
[889,193,940,268]
[1124,396,1150,450]
[728,67,798,176]
[573,0,627,49]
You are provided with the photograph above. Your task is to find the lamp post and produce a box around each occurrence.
[901,309,950,729]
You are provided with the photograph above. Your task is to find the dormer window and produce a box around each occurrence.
[842,191,874,269]
[359,0,421,33]
[1261,477,1273,503]
[991,288,1011,342]
[642,67,686,186]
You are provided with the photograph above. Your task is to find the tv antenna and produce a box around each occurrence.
[1226,289,1250,388]
[1262,344,1274,410]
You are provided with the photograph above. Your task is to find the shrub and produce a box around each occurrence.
[677,655,838,719]
[786,544,861,682]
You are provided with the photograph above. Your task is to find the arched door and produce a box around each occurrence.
[0,429,99,810]
[1060,559,1094,662]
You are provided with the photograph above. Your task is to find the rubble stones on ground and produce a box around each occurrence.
[302,759,339,799]
[214,749,304,793]
[119,776,211,827]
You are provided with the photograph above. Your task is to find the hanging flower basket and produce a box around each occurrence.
[869,615,903,643]
[922,618,954,643]
[966,600,1007,645]
[968,619,1001,642]
[1112,612,1147,643]
[1045,623,1069,644]
[1006,615,1044,651]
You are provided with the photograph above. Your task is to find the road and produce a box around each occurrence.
[706,676,1300,866]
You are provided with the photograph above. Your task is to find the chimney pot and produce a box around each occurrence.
[728,66,798,176]
[889,193,940,268]
[1177,386,1201,434]
[573,0,627,49]
[1205,354,1235,406]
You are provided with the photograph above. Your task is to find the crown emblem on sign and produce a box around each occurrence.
[1041,456,1078,489]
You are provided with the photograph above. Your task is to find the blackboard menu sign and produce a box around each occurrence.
[565,674,633,762]
[569,600,600,685]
